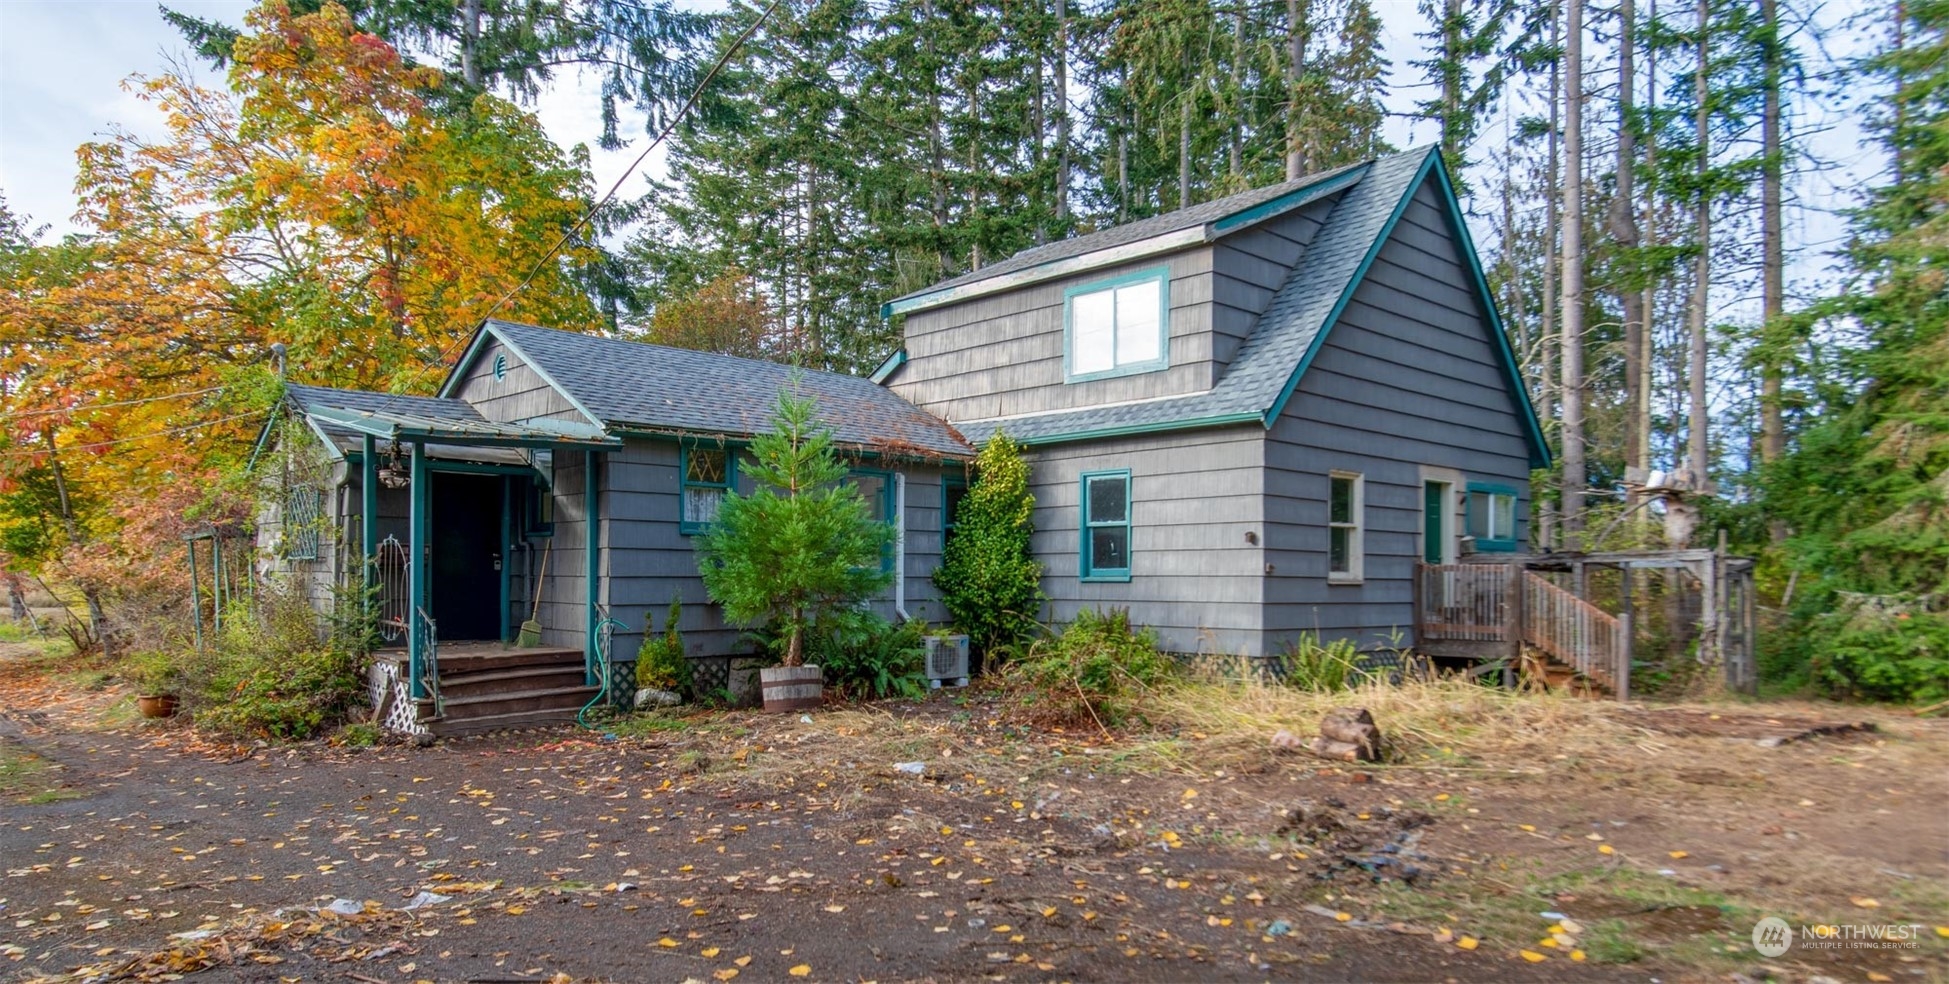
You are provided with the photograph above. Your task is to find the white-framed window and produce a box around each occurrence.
[1064,267,1169,382]
[1328,471,1363,582]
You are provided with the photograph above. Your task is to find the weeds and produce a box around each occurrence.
[1000,607,1172,729]
[1268,633,1363,692]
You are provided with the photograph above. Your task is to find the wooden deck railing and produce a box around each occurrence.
[1520,572,1630,698]
[1417,563,1517,641]
[1415,563,1632,699]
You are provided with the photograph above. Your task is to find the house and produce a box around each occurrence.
[876,145,1549,658]
[259,323,971,734]
[258,144,1547,732]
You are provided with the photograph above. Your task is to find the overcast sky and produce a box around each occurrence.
[0,0,1884,315]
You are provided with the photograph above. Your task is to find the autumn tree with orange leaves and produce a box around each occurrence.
[0,1,609,645]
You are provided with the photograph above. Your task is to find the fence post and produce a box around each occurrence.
[1617,612,1632,701]
[1412,563,1425,648]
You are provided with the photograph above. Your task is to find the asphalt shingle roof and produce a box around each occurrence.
[483,320,973,460]
[952,148,1438,446]
[285,384,487,441]
[890,159,1370,303]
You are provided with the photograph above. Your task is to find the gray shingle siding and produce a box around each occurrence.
[448,338,591,426]
[1261,179,1533,652]
[1024,426,1265,656]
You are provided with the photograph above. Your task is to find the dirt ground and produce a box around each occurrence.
[1,645,1945,984]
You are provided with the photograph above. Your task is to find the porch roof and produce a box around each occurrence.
[285,383,621,454]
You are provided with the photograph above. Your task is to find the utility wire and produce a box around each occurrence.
[357,0,786,421]
[0,385,230,422]
[0,410,264,459]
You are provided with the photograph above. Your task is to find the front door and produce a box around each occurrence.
[429,472,504,641]
[1423,481,1449,564]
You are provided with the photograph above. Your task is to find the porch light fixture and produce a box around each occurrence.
[378,440,411,489]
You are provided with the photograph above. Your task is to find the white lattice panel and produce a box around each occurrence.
[368,661,427,736]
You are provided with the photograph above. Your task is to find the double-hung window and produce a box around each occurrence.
[680,444,733,534]
[1080,470,1132,581]
[1328,472,1364,582]
[1065,268,1169,381]
[1467,484,1518,552]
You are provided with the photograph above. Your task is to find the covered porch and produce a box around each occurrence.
[298,398,624,734]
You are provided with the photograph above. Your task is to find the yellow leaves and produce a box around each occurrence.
[1598,844,1615,855]
[1042,907,1058,918]
[1519,949,1547,962]
[1867,973,1893,983]
[1569,950,1586,962]
[657,937,679,948]
[1851,896,1880,909]
[1333,912,1352,922]
[1935,926,1949,938]
[1668,850,1689,859]
[713,970,738,981]
[701,947,721,958]
[822,905,845,913]
[734,955,752,967]
[787,965,811,977]
[1518,824,1536,832]
[1456,936,1479,950]
[1180,788,1198,800]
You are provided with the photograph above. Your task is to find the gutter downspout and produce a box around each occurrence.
[894,472,910,622]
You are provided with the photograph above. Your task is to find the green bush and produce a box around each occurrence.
[636,594,692,698]
[1271,633,1362,692]
[1809,610,1949,703]
[1004,607,1172,728]
[809,610,928,699]
[148,584,365,741]
[934,433,1044,658]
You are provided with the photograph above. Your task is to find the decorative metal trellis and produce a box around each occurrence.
[374,534,410,643]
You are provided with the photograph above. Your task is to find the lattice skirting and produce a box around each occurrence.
[685,655,768,707]
[368,660,428,736]
[607,658,638,710]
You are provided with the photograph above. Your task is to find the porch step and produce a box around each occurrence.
[434,647,584,676]
[427,708,594,738]
[421,685,600,721]
[438,664,592,698]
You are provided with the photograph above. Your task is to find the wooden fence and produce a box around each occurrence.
[1520,572,1630,698]
[1416,563,1517,642]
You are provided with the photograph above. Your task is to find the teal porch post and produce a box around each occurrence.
[187,541,202,651]
[584,449,600,685]
[407,441,430,699]
[362,435,377,640]
[499,476,512,643]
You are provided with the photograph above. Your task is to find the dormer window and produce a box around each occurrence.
[1064,267,1170,382]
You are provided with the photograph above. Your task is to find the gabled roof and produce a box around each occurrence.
[270,383,542,467]
[285,384,490,441]
[885,159,1371,317]
[449,320,973,460]
[936,147,1551,469]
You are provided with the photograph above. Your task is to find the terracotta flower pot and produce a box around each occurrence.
[759,664,822,713]
[137,694,179,719]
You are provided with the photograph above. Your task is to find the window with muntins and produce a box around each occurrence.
[1080,470,1132,581]
[680,445,733,534]
[1328,472,1363,582]
[1467,484,1518,551]
[1065,268,1169,381]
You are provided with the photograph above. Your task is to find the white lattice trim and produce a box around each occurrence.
[368,660,428,736]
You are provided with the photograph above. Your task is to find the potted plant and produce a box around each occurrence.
[125,651,182,719]
[699,382,897,713]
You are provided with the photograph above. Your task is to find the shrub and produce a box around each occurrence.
[1809,610,1949,703]
[636,594,692,698]
[1270,634,1362,692]
[809,610,928,699]
[1004,607,1172,728]
[149,583,365,741]
[934,433,1043,658]
[699,383,896,665]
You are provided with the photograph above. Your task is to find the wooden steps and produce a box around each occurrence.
[1519,645,1612,698]
[381,644,599,737]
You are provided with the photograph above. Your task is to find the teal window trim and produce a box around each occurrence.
[848,467,898,573]
[1466,482,1519,552]
[941,472,968,544]
[1079,469,1133,582]
[679,443,735,535]
[1063,266,1171,383]
[524,480,555,538]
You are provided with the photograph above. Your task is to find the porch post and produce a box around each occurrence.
[362,434,378,636]
[499,476,512,643]
[187,541,202,651]
[408,440,430,699]
[585,449,600,685]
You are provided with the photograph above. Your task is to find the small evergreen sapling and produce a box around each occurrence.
[636,594,691,699]
[698,383,896,666]
[934,432,1043,656]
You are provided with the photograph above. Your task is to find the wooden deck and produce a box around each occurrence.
[376,642,598,736]
[1416,562,1631,698]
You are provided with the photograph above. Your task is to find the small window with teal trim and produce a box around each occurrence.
[1064,267,1169,382]
[849,468,897,573]
[1080,470,1132,581]
[1466,484,1518,552]
[680,444,734,534]
[525,481,554,538]
[942,473,968,549]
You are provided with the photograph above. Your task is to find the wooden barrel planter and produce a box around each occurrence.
[759,665,822,713]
